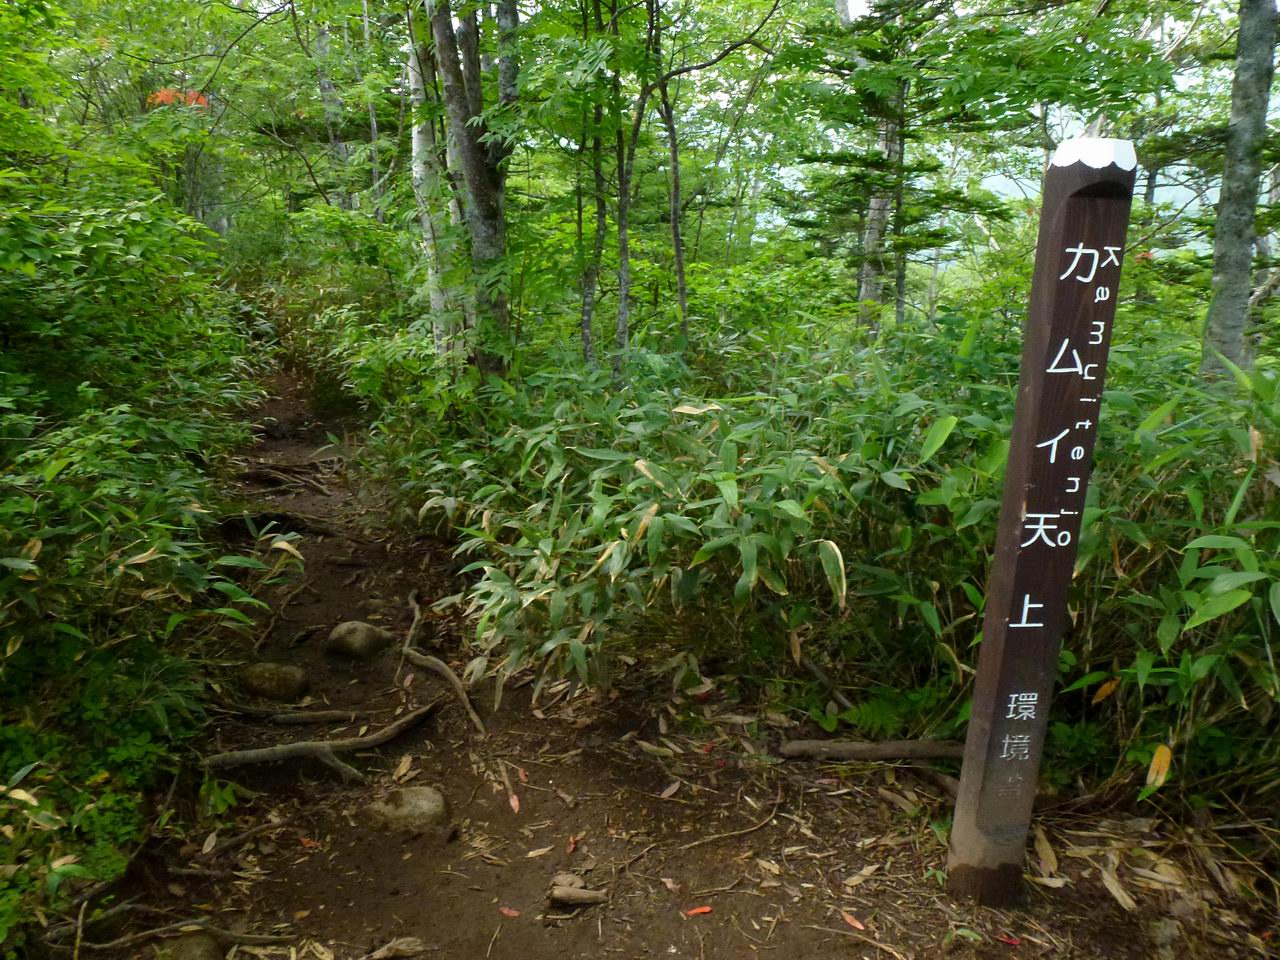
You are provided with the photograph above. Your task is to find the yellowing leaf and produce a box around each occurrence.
[201,831,218,855]
[271,539,304,560]
[123,546,162,566]
[1032,824,1057,877]
[672,403,721,415]
[1146,744,1172,789]
[634,460,665,489]
[1091,677,1120,704]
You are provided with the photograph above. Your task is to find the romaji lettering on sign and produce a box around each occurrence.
[948,138,1136,906]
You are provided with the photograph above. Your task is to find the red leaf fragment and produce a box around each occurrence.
[517,766,528,784]
[499,907,520,918]
[996,933,1022,946]
[683,906,712,917]
[839,910,865,931]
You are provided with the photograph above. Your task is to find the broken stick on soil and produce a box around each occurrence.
[203,701,440,782]
[779,739,964,761]
[548,886,609,906]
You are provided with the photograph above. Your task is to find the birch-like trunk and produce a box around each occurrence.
[429,0,512,372]
[407,9,452,353]
[1202,0,1276,375]
[857,112,901,322]
[315,24,351,208]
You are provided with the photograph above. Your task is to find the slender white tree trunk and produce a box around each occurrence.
[1203,0,1276,375]
[407,12,453,353]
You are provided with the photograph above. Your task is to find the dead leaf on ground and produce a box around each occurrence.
[1100,854,1137,912]
[684,905,712,917]
[499,907,520,918]
[1032,824,1058,877]
[365,938,429,960]
[509,794,521,814]
[843,864,880,887]
[393,754,413,781]
[661,877,680,892]
[839,910,865,931]
[527,846,554,858]
[660,781,680,800]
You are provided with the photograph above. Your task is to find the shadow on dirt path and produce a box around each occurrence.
[133,375,1265,960]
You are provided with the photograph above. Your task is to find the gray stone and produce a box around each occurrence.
[363,786,450,834]
[325,621,395,659]
[240,662,309,702]
[1145,918,1184,960]
[155,933,225,960]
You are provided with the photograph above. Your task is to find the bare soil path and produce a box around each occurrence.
[131,376,1269,960]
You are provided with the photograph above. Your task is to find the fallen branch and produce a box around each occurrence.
[548,885,609,905]
[679,798,782,851]
[53,918,292,952]
[203,701,440,782]
[779,739,964,761]
[403,648,486,736]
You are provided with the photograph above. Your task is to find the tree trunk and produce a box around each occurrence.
[858,111,901,323]
[1202,0,1276,376]
[429,0,512,372]
[314,23,351,209]
[361,0,384,220]
[407,8,452,353]
[658,79,689,338]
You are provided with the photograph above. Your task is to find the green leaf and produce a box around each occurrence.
[1061,670,1109,694]
[920,415,959,461]
[715,477,739,510]
[1182,589,1252,632]
[690,535,736,568]
[1270,582,1280,628]
[879,470,910,491]
[1135,399,1176,436]
[920,601,941,637]
[775,499,807,521]
[1183,535,1251,551]
[574,447,630,461]
[1207,571,1266,594]
[814,539,846,609]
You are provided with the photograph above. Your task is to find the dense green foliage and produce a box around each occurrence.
[0,2,281,940]
[3,0,1279,944]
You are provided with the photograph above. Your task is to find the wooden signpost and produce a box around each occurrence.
[947,138,1137,905]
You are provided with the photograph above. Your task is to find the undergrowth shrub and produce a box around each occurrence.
[306,292,1278,826]
[0,88,285,942]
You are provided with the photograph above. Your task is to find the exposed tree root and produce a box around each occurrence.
[217,700,373,725]
[402,649,487,736]
[204,701,440,782]
[397,590,487,736]
[779,739,964,761]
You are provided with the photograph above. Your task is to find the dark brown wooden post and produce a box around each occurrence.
[947,138,1137,905]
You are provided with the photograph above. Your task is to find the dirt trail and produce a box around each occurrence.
[140,377,1263,960]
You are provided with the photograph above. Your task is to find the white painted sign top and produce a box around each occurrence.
[1051,137,1137,171]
